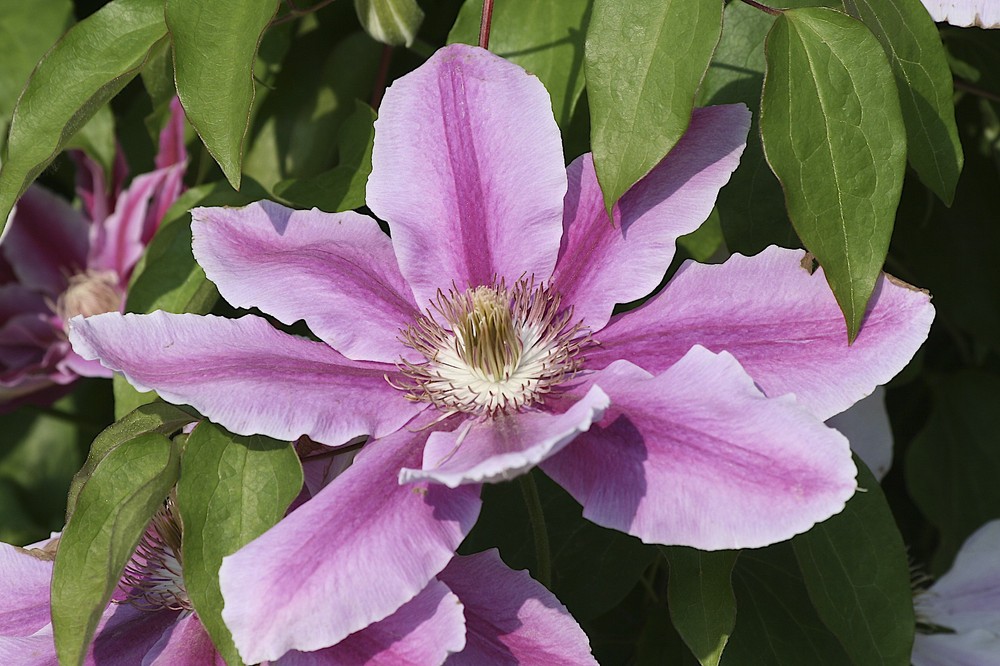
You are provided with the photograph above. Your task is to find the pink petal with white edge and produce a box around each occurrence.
[917,520,1000,633]
[551,105,750,332]
[588,247,934,420]
[219,419,481,663]
[921,0,1000,27]
[440,550,597,665]
[827,387,893,481]
[368,43,566,306]
[3,187,89,296]
[274,579,465,666]
[69,311,423,445]
[399,385,609,488]
[192,203,420,363]
[0,542,54,636]
[542,352,857,550]
[144,614,224,666]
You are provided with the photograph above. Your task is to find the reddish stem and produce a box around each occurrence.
[479,0,495,50]
[371,45,394,110]
[740,0,781,16]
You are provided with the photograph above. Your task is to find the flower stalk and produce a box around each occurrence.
[519,472,552,589]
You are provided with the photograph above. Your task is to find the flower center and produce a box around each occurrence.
[396,278,589,416]
[117,496,192,612]
[55,270,122,325]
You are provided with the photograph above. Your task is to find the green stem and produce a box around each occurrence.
[740,0,781,16]
[518,473,551,588]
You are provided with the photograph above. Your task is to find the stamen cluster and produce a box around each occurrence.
[117,496,192,612]
[396,278,590,416]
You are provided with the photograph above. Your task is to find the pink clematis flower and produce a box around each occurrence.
[912,520,1000,666]
[920,0,1000,27]
[0,99,187,409]
[69,44,934,660]
[0,453,597,665]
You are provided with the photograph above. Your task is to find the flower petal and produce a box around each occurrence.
[918,520,1000,633]
[551,105,750,331]
[155,98,188,170]
[274,579,466,666]
[89,603,182,666]
[192,202,419,363]
[588,247,934,420]
[542,351,857,550]
[368,43,566,306]
[826,386,893,481]
[920,0,1000,28]
[144,614,224,666]
[69,311,423,444]
[219,420,481,663]
[88,163,185,281]
[440,550,597,666]
[0,543,54,636]
[912,630,1000,666]
[399,385,609,488]
[3,187,89,296]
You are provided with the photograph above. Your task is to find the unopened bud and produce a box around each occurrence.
[354,0,425,47]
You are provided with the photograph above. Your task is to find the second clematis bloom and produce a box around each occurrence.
[0,99,187,409]
[70,44,934,661]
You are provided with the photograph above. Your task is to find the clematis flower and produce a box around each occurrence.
[0,451,597,665]
[0,99,187,409]
[912,520,1000,666]
[69,44,934,660]
[920,0,999,27]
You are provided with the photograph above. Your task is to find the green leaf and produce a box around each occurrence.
[586,0,722,215]
[177,421,302,665]
[0,0,168,234]
[461,470,656,621]
[66,402,194,520]
[760,7,907,341]
[449,0,592,130]
[698,0,797,255]
[52,433,180,666]
[906,372,1000,570]
[64,104,117,176]
[244,29,382,191]
[792,458,915,665]
[274,101,376,212]
[663,547,739,666]
[0,0,73,120]
[722,544,852,665]
[165,0,281,189]
[354,0,424,46]
[843,0,962,205]
[140,37,178,137]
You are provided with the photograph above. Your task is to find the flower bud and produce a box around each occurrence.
[354,0,424,47]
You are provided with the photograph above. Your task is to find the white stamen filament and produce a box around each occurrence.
[394,278,589,416]
[117,496,192,613]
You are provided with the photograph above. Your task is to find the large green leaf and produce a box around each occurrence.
[52,433,180,666]
[66,402,194,519]
[165,0,281,189]
[843,0,962,205]
[698,0,797,255]
[0,0,167,233]
[722,544,852,665]
[586,0,722,215]
[906,372,1000,570]
[761,7,907,341]
[177,421,302,665]
[0,0,74,113]
[274,101,376,212]
[793,459,915,665]
[663,547,739,666]
[449,0,592,130]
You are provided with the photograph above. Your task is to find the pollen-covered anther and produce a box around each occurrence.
[54,269,122,326]
[395,278,590,416]
[116,495,192,613]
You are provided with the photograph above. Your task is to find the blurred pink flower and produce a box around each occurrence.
[0,100,187,410]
